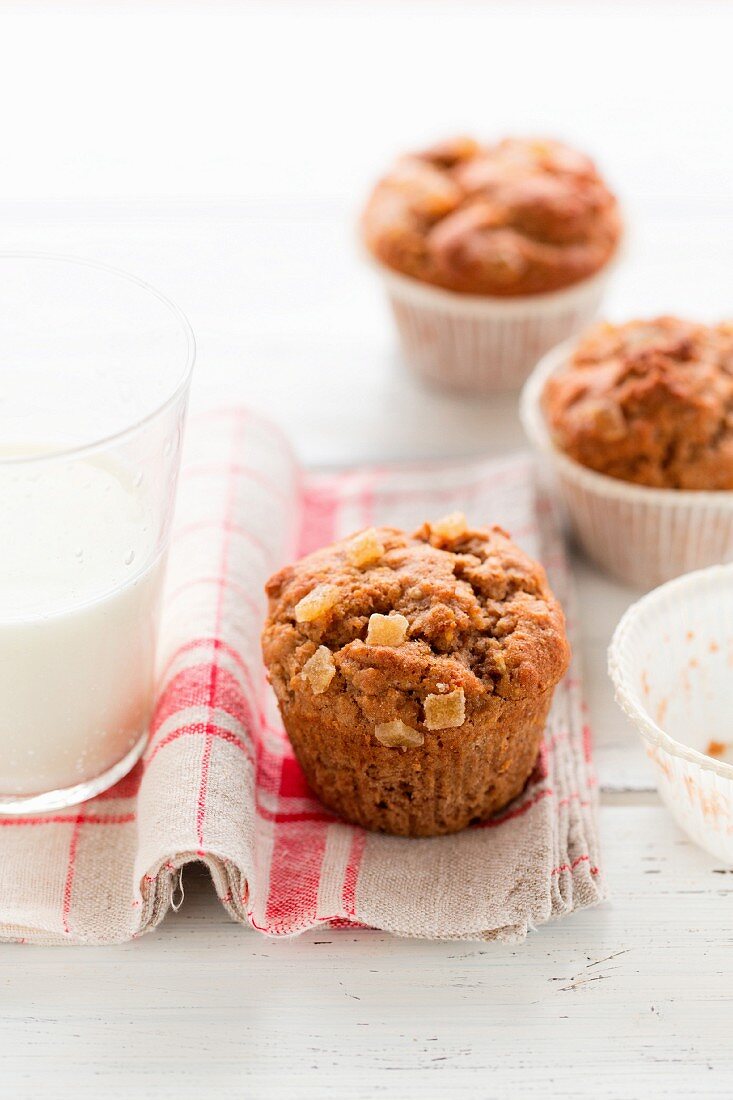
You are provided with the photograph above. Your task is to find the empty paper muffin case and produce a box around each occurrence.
[609,564,733,862]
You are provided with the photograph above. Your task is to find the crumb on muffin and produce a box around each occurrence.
[543,316,733,490]
[361,136,621,298]
[262,516,570,836]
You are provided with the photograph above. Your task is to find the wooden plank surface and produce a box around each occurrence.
[3,806,731,1099]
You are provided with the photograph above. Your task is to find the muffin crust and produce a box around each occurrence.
[262,521,569,836]
[362,137,621,298]
[543,317,733,489]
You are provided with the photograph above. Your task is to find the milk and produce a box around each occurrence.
[0,453,165,796]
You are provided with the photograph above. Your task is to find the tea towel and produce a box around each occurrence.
[0,409,604,944]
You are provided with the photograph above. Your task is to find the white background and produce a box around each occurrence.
[2,2,733,1097]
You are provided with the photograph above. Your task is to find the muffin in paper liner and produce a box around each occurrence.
[378,261,613,394]
[520,341,733,589]
[609,564,733,862]
[362,135,623,394]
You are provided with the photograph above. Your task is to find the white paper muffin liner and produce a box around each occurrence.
[609,564,733,863]
[520,341,733,589]
[377,262,614,394]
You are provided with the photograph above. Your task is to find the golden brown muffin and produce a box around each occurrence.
[261,516,570,837]
[362,136,621,297]
[543,317,733,489]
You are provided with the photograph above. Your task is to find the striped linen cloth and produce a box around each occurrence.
[0,409,605,944]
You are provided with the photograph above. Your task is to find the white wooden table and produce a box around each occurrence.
[2,2,733,1096]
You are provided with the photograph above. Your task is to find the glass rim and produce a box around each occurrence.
[0,251,196,466]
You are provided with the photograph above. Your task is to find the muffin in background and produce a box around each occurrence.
[520,317,733,590]
[363,136,621,297]
[362,136,622,393]
[261,516,570,838]
[543,316,733,489]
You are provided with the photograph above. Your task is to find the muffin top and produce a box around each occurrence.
[543,317,733,490]
[361,136,621,297]
[262,516,569,742]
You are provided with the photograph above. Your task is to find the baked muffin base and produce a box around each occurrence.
[280,686,554,837]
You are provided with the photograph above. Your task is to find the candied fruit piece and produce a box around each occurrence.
[431,511,468,540]
[374,720,424,748]
[294,584,339,623]
[346,528,384,568]
[424,688,466,730]
[366,612,409,647]
[301,646,336,694]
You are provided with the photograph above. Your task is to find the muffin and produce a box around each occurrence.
[543,316,733,489]
[361,136,622,392]
[261,515,570,837]
[520,317,733,589]
[363,136,621,297]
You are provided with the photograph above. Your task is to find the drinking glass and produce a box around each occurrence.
[0,254,195,813]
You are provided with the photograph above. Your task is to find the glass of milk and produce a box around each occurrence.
[0,255,195,813]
